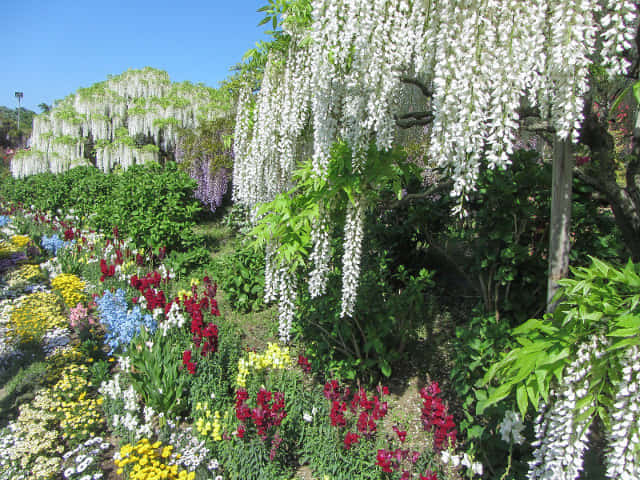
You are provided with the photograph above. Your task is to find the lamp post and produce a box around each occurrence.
[15,91,23,132]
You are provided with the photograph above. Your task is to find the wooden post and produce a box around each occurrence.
[547,136,574,312]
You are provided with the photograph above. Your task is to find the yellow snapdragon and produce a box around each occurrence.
[236,342,292,387]
[194,402,222,441]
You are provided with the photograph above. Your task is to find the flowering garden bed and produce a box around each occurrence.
[0,203,485,480]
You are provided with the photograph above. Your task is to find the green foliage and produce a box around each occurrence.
[0,355,47,423]
[405,149,622,321]
[249,142,422,380]
[0,162,202,251]
[211,245,266,314]
[223,203,253,235]
[449,313,528,480]
[94,162,201,250]
[176,116,234,172]
[0,106,36,148]
[187,318,243,414]
[251,141,412,272]
[127,328,191,418]
[166,247,212,278]
[480,257,640,425]
[451,313,516,433]
[298,256,434,382]
[218,435,293,480]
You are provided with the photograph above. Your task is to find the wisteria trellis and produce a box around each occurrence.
[233,0,636,329]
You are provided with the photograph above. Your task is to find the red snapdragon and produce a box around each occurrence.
[420,382,457,451]
[344,431,360,450]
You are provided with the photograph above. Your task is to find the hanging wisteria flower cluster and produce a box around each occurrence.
[11,67,226,178]
[232,0,637,336]
[606,345,640,479]
[528,337,604,480]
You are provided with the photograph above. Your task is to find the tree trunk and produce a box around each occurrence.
[575,105,640,262]
[547,137,574,312]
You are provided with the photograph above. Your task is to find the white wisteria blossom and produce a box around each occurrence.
[499,410,526,445]
[528,338,604,480]
[606,346,640,479]
[233,0,637,330]
[340,198,365,318]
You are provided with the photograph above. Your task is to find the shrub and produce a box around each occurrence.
[210,245,265,314]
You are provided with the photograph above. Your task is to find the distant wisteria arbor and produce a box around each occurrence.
[11,68,230,178]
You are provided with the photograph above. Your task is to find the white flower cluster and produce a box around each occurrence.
[340,198,365,318]
[0,298,22,375]
[277,266,297,343]
[159,301,187,336]
[233,0,637,319]
[599,0,637,77]
[263,243,279,304]
[528,338,603,480]
[606,345,640,479]
[168,427,211,471]
[308,212,331,298]
[100,373,154,439]
[39,257,62,279]
[11,68,223,178]
[61,436,110,479]
[41,326,72,357]
[441,451,483,475]
[499,410,526,445]
[262,243,298,341]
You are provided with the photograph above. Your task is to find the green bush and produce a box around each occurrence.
[399,149,622,322]
[92,162,201,250]
[210,245,266,314]
[297,248,435,382]
[0,162,202,251]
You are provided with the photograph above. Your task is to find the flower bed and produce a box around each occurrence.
[0,202,481,480]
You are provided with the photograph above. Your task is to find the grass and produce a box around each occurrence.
[0,346,47,427]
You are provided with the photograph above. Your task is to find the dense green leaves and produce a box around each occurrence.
[479,257,640,421]
[0,162,201,251]
[211,245,266,314]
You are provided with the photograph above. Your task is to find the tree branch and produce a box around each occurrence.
[394,111,434,129]
[399,75,433,98]
[391,180,453,208]
[521,117,556,134]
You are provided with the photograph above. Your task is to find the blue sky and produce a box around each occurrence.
[2,0,270,112]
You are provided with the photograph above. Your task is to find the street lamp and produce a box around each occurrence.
[15,91,23,131]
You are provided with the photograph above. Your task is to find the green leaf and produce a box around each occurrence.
[517,384,528,417]
[466,425,485,439]
[478,383,512,414]
[380,360,392,377]
[634,81,640,105]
